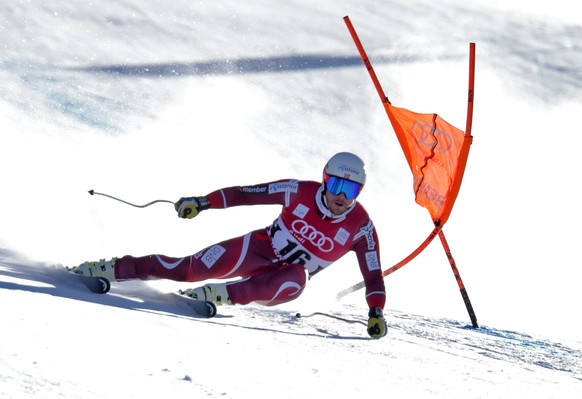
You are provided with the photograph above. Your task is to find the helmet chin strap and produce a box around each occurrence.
[322,189,330,209]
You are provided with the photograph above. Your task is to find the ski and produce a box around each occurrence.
[62,267,215,317]
[70,273,111,294]
[174,290,217,318]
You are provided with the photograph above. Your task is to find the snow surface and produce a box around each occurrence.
[1,0,581,398]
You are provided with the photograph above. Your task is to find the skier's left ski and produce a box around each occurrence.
[174,290,217,318]
[69,272,111,294]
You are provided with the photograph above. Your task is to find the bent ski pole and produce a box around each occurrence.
[88,190,175,208]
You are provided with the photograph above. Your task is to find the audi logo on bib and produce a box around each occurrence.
[291,219,334,252]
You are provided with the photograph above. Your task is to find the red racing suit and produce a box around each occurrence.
[115,180,386,309]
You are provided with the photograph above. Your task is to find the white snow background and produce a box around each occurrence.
[1,0,581,397]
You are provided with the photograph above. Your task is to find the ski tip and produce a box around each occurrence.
[96,277,111,294]
[206,302,218,318]
[69,271,111,294]
[174,292,217,318]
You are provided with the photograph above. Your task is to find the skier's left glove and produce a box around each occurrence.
[367,306,387,339]
[175,196,211,219]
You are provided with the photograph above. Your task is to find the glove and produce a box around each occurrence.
[367,306,387,339]
[175,196,211,219]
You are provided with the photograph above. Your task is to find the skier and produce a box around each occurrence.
[72,152,387,339]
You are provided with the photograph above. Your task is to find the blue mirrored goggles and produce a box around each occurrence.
[325,176,363,200]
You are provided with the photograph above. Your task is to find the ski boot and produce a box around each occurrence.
[181,283,232,306]
[68,258,117,281]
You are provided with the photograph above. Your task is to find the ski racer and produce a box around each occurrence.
[71,152,388,339]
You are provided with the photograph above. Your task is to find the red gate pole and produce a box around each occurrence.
[438,228,479,328]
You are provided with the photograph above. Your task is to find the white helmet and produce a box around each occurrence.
[322,152,366,199]
[323,152,367,185]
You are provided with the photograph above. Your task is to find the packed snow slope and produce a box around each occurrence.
[1,0,581,398]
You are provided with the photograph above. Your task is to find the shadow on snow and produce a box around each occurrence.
[67,53,428,78]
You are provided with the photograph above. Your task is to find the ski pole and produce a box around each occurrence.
[295,312,367,326]
[88,190,175,208]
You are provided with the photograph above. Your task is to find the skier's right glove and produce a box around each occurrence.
[175,196,211,219]
[367,306,388,339]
